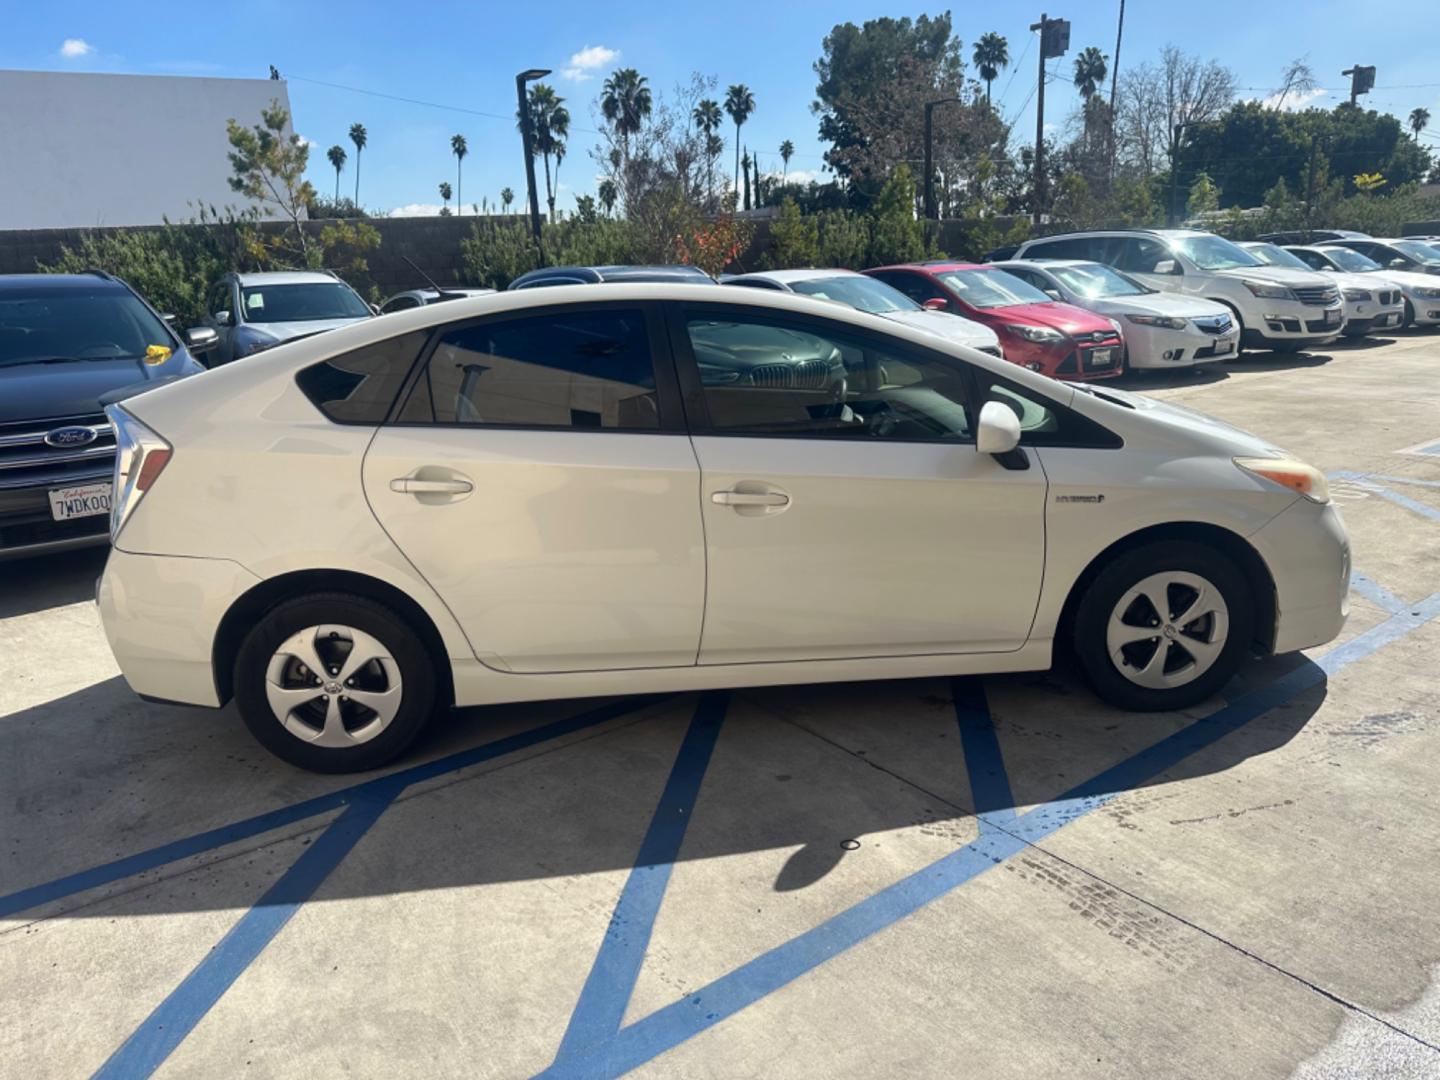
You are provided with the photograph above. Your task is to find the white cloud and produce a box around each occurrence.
[389,203,448,217]
[59,38,95,59]
[1258,86,1329,111]
[774,169,818,186]
[563,45,619,81]
[297,134,317,150]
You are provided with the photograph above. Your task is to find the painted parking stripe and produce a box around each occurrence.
[951,678,1015,824]
[1349,572,1409,616]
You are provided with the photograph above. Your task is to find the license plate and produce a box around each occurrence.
[1086,348,1115,368]
[49,482,112,521]
[1217,336,1237,354]
[1379,313,1399,326]
[1324,308,1341,326]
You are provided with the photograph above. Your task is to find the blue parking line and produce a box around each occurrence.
[950,678,1015,824]
[547,595,1440,1077]
[549,692,730,1070]
[1370,485,1440,523]
[91,780,405,1080]
[0,696,666,919]
[1349,572,1409,615]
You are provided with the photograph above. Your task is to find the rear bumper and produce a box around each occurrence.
[97,549,261,707]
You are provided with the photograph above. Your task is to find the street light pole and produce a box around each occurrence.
[1029,13,1069,225]
[516,68,550,258]
[923,97,963,220]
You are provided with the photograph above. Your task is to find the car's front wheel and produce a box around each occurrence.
[1073,542,1252,712]
[234,593,439,772]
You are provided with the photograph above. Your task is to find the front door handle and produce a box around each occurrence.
[390,477,474,495]
[711,490,789,507]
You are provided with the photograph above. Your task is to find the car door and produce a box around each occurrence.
[362,302,707,673]
[203,280,238,363]
[669,302,1048,665]
[1112,237,1189,296]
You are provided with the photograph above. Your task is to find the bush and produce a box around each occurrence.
[459,219,542,289]
[868,165,929,265]
[815,210,871,269]
[762,199,819,269]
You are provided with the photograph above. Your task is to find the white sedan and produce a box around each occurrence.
[724,268,1005,357]
[993,259,1239,370]
[98,284,1348,771]
[1239,242,1403,337]
[1287,245,1440,329]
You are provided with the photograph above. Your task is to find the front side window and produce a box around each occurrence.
[1170,235,1263,271]
[1244,243,1312,271]
[1051,263,1153,298]
[240,282,372,323]
[400,309,660,430]
[0,286,176,367]
[684,311,973,442]
[937,269,1052,308]
[1391,240,1440,266]
[1320,247,1380,272]
[872,272,941,305]
[209,283,232,316]
[380,295,421,313]
[788,275,918,314]
[296,331,428,423]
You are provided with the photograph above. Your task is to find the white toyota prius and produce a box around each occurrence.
[98,284,1349,771]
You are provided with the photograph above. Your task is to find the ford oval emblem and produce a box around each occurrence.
[44,425,98,449]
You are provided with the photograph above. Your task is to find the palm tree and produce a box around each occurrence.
[518,83,570,222]
[348,123,368,205]
[325,145,346,202]
[1410,107,1431,142]
[741,150,752,210]
[438,181,452,214]
[451,134,468,214]
[1072,46,1109,99]
[598,178,617,216]
[501,187,514,213]
[972,32,1010,104]
[724,84,756,195]
[693,98,724,201]
[779,139,794,181]
[600,68,652,179]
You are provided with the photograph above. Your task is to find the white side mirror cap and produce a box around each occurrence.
[977,400,1022,456]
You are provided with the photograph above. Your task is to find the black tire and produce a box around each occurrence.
[1402,299,1415,329]
[234,592,440,772]
[1073,541,1253,712]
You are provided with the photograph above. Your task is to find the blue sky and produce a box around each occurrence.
[5,0,1439,216]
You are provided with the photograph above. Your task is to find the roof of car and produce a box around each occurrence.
[872,261,987,273]
[0,271,131,290]
[233,270,347,286]
[993,258,1094,270]
[729,268,862,284]
[510,264,715,287]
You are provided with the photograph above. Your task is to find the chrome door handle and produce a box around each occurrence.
[711,490,789,507]
[390,477,473,494]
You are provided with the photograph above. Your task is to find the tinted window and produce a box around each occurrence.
[400,309,659,430]
[1027,236,1106,261]
[1113,237,1177,274]
[726,278,786,290]
[1290,249,1329,271]
[1001,266,1053,292]
[684,311,973,442]
[241,282,372,323]
[381,295,421,313]
[1320,247,1381,272]
[296,331,428,423]
[1171,235,1262,271]
[872,272,941,304]
[0,286,176,367]
[209,283,231,315]
[936,269,1051,308]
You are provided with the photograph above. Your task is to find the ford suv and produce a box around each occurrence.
[1013,229,1344,353]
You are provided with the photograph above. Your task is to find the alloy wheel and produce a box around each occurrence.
[1105,571,1230,691]
[264,624,402,747]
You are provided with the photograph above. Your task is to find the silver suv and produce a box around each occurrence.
[193,271,374,366]
[1013,229,1344,352]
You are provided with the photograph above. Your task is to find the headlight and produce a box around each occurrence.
[1240,280,1295,300]
[1234,457,1330,504]
[1125,313,1188,330]
[1416,287,1440,299]
[1003,323,1065,343]
[1341,288,1371,302]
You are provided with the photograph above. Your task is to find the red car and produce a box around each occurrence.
[865,261,1125,380]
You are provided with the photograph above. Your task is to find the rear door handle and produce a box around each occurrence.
[390,477,473,495]
[711,490,789,507]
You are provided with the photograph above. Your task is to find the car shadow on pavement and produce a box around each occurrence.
[0,655,1325,918]
[1115,366,1230,390]
[1328,336,1397,351]
[0,546,107,619]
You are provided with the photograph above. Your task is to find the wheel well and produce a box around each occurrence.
[211,569,457,707]
[1054,522,1277,658]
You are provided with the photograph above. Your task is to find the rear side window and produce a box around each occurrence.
[397,309,660,430]
[1026,236,1107,262]
[296,331,428,423]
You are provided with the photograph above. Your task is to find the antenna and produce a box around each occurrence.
[403,255,464,301]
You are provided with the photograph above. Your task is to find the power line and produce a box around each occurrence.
[994,32,1034,111]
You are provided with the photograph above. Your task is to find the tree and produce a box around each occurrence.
[1272,58,1317,112]
[724,84,756,195]
[741,150,751,210]
[439,181,452,215]
[519,83,570,222]
[1411,107,1432,142]
[348,123,368,205]
[780,139,794,179]
[1116,47,1236,176]
[325,144,346,202]
[1186,171,1219,216]
[598,178,617,216]
[1073,47,1109,99]
[500,186,514,212]
[972,32,1009,105]
[601,68,653,179]
[451,134,468,214]
[764,197,819,268]
[693,98,724,201]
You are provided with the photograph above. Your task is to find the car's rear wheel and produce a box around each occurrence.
[1402,299,1415,328]
[1073,542,1252,712]
[234,592,439,772]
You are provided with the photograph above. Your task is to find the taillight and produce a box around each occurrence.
[106,405,172,539]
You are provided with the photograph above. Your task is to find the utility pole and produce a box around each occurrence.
[1341,64,1375,106]
[1109,0,1125,182]
[516,68,550,258]
[1029,13,1070,225]
[923,97,962,220]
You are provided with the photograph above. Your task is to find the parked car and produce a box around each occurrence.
[1255,229,1370,246]
[0,271,207,559]
[1286,245,1440,329]
[865,261,1124,380]
[379,287,495,314]
[195,271,375,365]
[1238,242,1404,337]
[508,264,716,289]
[723,268,1004,357]
[992,259,1238,369]
[96,283,1349,771]
[1324,238,1440,277]
[1012,229,1344,353]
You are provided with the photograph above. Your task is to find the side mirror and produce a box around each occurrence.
[1153,259,1180,275]
[1389,258,1409,269]
[161,313,178,325]
[214,309,234,327]
[184,326,220,353]
[369,303,381,315]
[977,400,1022,456]
[1044,289,1062,301]
[922,297,948,311]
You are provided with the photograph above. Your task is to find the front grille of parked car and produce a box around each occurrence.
[1192,315,1234,335]
[747,360,833,390]
[1378,290,1399,305]
[1293,285,1340,306]
[0,412,116,492]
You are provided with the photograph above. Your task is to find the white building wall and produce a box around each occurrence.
[0,69,295,229]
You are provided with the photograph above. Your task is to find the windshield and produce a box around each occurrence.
[0,286,175,367]
[1244,243,1312,271]
[1319,247,1381,272]
[1391,240,1440,266]
[790,275,919,314]
[240,282,372,323]
[938,269,1052,308]
[1171,234,1264,271]
[1049,263,1151,298]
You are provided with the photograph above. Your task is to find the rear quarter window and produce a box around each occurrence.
[296,331,429,423]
